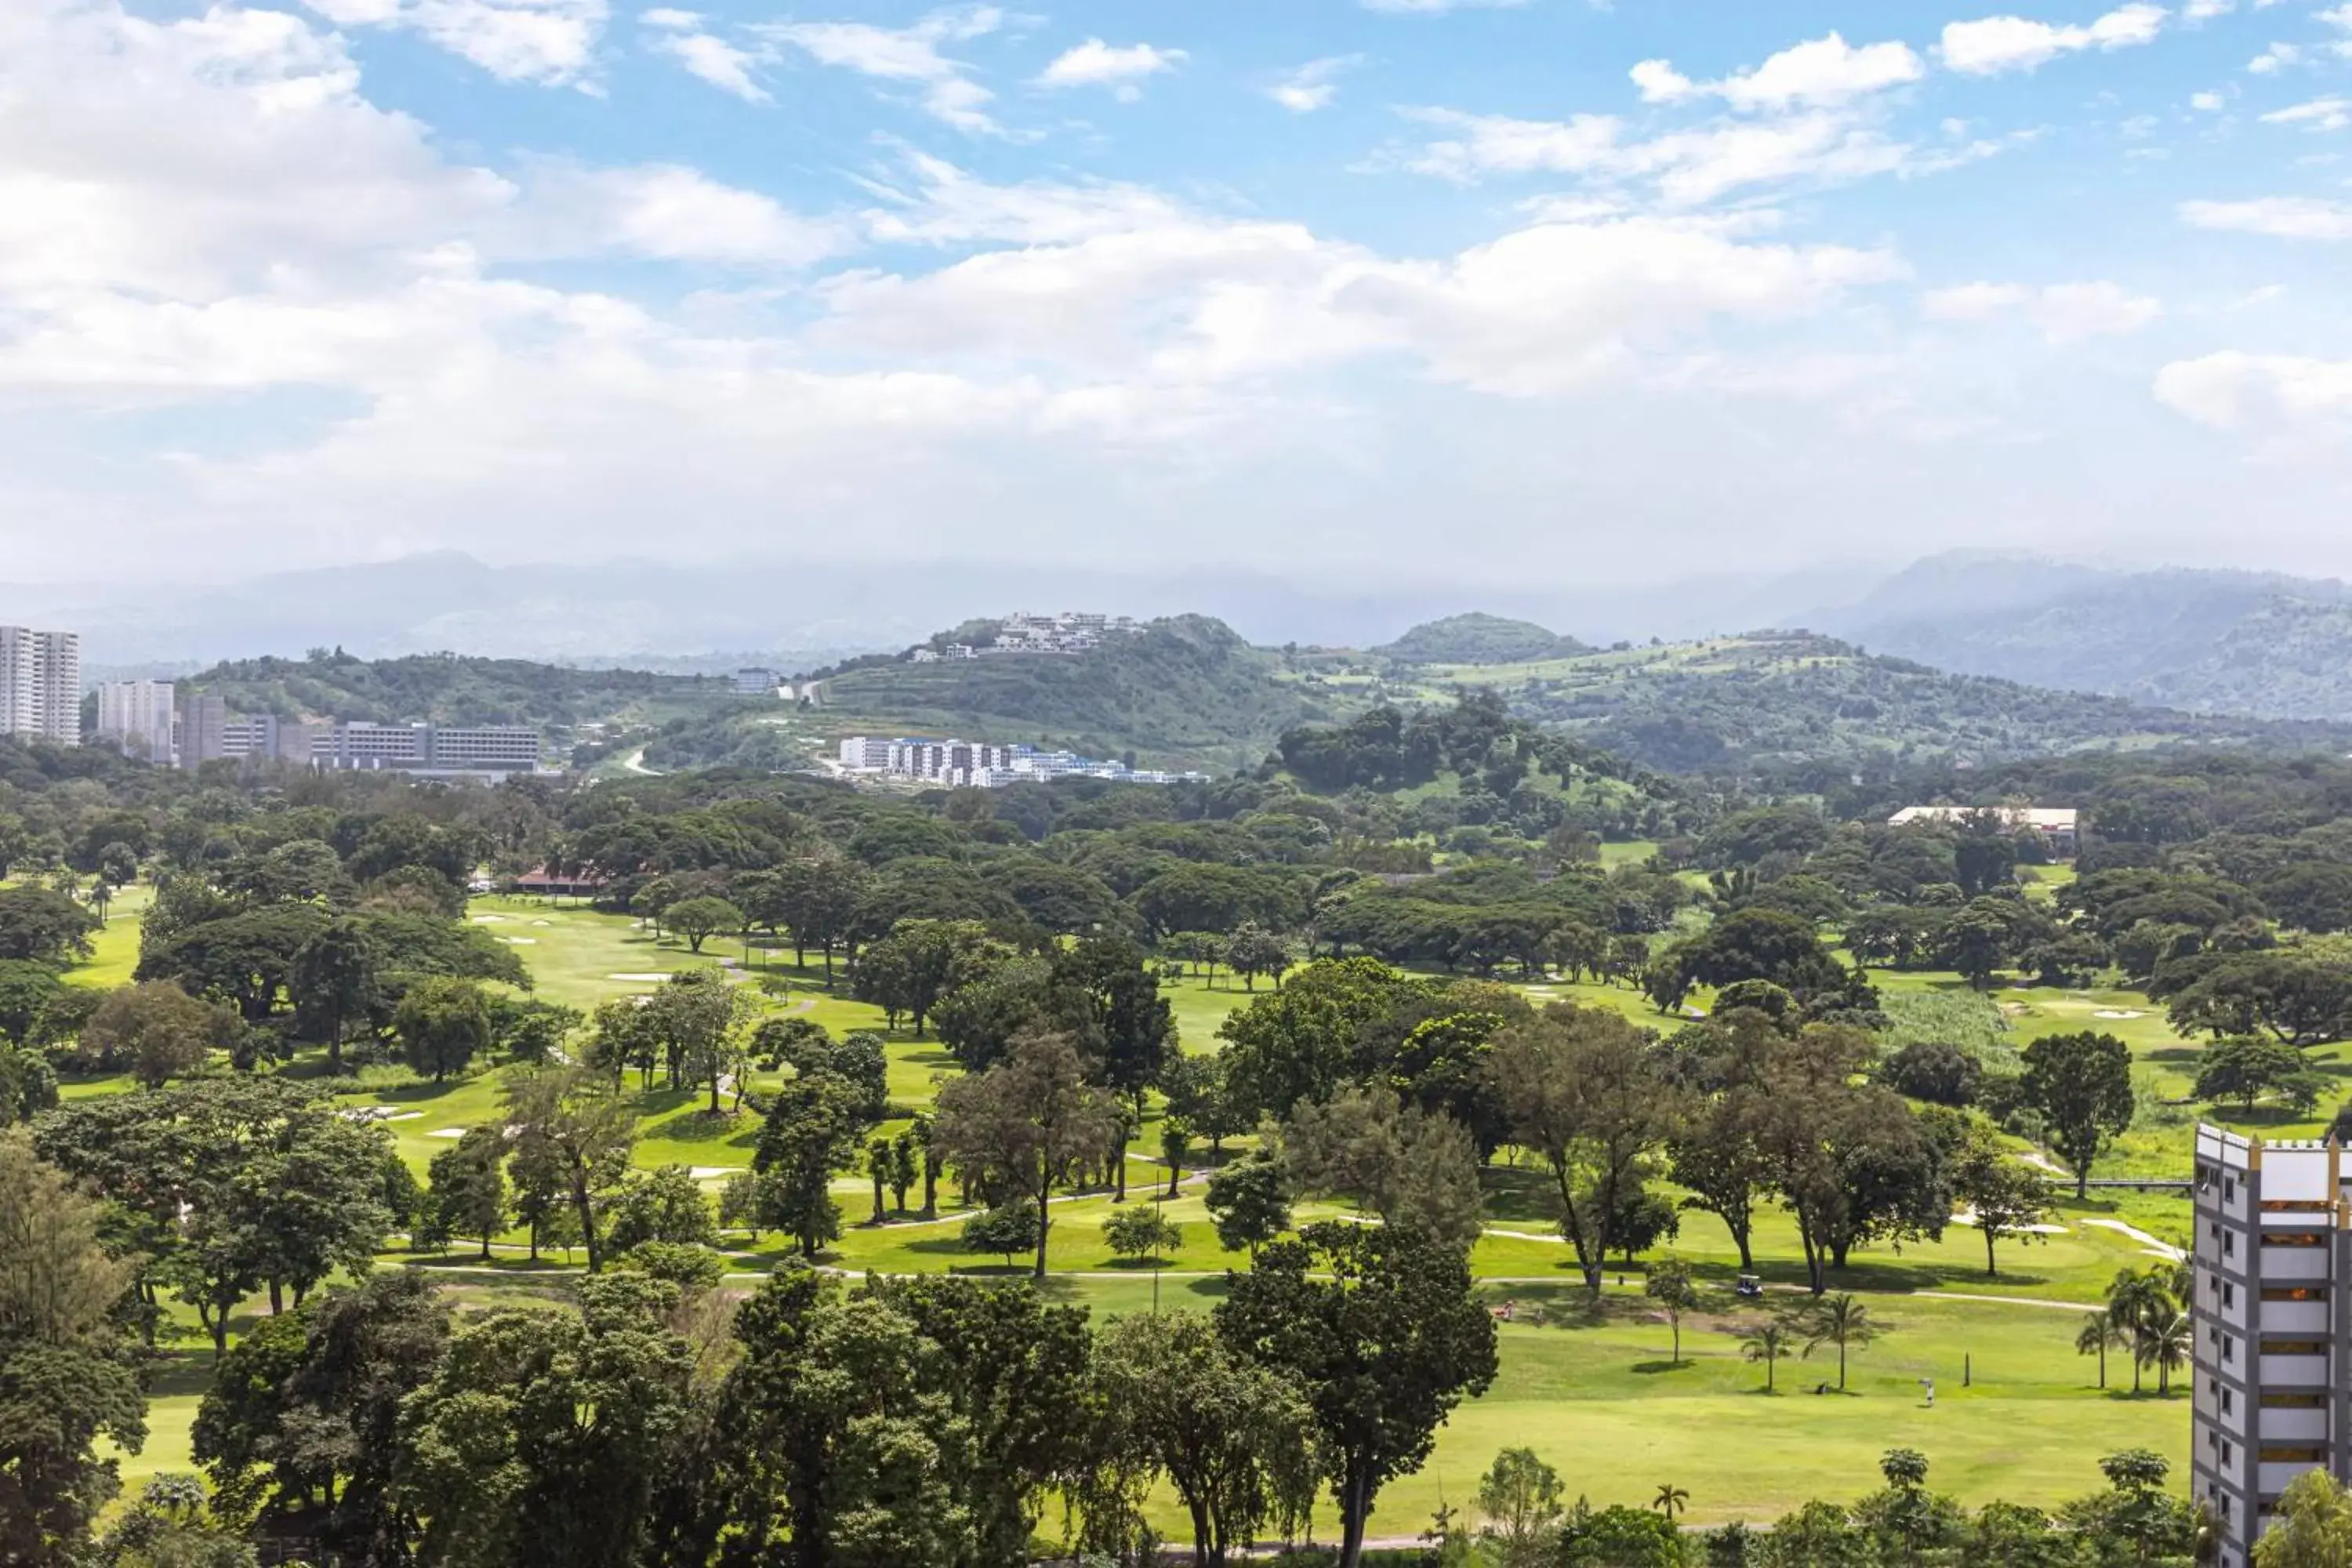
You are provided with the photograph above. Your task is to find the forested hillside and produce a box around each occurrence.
[186,650,730,729]
[807,614,1352,770]
[1823,554,2352,721]
[1390,630,2351,775]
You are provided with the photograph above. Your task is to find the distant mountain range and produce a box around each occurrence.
[23,546,2352,726]
[8,550,1884,670]
[1809,553,2352,721]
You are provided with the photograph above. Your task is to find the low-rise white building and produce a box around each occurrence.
[833,734,1204,789]
[1887,804,2079,857]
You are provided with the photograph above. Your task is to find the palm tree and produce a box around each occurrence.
[2075,1308,2127,1390]
[2107,1268,2174,1396]
[1741,1320,1792,1394]
[1800,1293,1885,1392]
[87,878,112,925]
[2140,1303,2193,1396]
[1653,1483,1690,1522]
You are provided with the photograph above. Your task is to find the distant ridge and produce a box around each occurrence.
[1812,552,2352,720]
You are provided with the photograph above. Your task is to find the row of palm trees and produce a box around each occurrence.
[2076,1261,2194,1395]
[1738,1292,1883,1393]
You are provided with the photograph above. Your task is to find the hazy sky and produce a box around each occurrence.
[5,0,2350,590]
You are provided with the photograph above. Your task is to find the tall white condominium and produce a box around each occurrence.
[0,626,81,746]
[95,679,176,763]
[2191,1124,2350,1567]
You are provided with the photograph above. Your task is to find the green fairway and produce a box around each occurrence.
[73,887,2200,1541]
[113,1262,2182,1535]
[65,881,150,989]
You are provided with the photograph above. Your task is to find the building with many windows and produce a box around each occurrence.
[2192,1124,2348,1566]
[0,626,81,746]
[314,721,541,777]
[96,679,175,762]
[833,734,1206,789]
[174,702,542,778]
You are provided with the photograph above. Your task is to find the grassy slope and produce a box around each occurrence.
[74,888,2193,1531]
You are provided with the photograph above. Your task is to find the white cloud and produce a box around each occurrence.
[1269,55,1363,114]
[2266,97,2351,131]
[0,0,509,302]
[1938,4,2166,75]
[646,24,768,101]
[300,0,608,87]
[1401,108,1624,180]
[1344,217,1906,395]
[1034,39,1187,101]
[758,6,1006,133]
[510,164,848,263]
[1401,106,1929,207]
[2181,195,2352,238]
[2191,89,2227,110]
[858,151,1196,245]
[1923,278,2162,341]
[2156,351,2352,430]
[1631,33,1926,111]
[2249,42,2302,73]
[1360,0,1524,12]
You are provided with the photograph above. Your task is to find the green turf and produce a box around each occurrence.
[113,1263,2181,1534]
[78,888,2202,1539]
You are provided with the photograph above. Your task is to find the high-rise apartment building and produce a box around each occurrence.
[95,680,176,763]
[2191,1124,2347,1567]
[0,626,82,746]
[179,693,228,768]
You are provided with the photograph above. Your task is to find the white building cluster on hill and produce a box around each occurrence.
[909,610,1144,662]
[837,735,1206,789]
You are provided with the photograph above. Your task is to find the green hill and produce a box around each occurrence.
[1385,630,2352,775]
[184,651,730,730]
[1377,612,1586,665]
[807,615,1355,770]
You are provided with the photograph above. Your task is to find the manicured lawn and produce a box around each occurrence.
[113,1263,2183,1534]
[65,881,150,989]
[81,887,2197,1540]
[1378,1286,2183,1531]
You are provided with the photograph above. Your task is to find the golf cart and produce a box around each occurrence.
[1735,1274,1764,1299]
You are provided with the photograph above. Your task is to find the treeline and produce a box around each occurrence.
[8,1099,1499,1568]
[1268,695,1702,845]
[1683,762,2352,1116]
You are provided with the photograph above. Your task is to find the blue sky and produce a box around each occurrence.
[4,0,2350,592]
